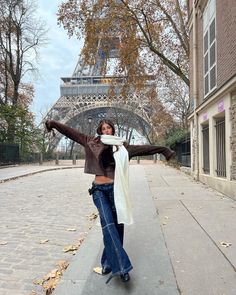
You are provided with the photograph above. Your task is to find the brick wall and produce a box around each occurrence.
[216,0,236,89]
[190,0,236,105]
[231,93,236,180]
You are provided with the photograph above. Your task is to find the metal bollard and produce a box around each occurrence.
[39,153,43,165]
[55,153,59,165]
[153,154,157,163]
[137,156,140,164]
[72,153,76,165]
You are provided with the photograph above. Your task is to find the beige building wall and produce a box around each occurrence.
[197,91,236,198]
[188,0,236,199]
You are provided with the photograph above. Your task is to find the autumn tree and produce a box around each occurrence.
[0,0,47,105]
[57,0,189,85]
[0,0,47,144]
[157,69,190,129]
[0,0,47,162]
[57,0,190,140]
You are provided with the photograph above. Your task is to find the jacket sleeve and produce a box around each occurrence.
[126,144,171,160]
[45,120,90,147]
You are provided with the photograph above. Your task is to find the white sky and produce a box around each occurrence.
[30,0,83,124]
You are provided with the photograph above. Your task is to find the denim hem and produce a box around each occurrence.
[98,197,124,272]
[92,182,132,277]
[102,264,111,270]
[111,265,133,276]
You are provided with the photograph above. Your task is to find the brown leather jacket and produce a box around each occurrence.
[46,120,174,179]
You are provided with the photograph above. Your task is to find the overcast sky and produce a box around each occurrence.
[30,0,83,124]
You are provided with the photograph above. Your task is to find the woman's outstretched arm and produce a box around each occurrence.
[45,120,91,147]
[126,144,176,161]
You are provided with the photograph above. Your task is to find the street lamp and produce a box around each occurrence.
[132,135,135,145]
[65,136,68,158]
[88,117,92,135]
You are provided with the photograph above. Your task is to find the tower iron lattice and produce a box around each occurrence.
[43,30,155,151]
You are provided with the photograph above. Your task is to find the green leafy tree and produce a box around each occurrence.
[0,104,45,161]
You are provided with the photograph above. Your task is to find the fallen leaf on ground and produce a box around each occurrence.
[33,279,44,286]
[76,237,85,247]
[86,212,98,220]
[46,269,59,279]
[66,228,76,231]
[63,245,78,253]
[220,241,232,248]
[0,241,8,245]
[33,263,68,295]
[40,239,49,244]
[93,267,103,275]
[56,260,69,270]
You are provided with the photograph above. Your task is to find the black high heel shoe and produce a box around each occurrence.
[120,273,130,283]
[105,272,130,284]
[102,267,112,275]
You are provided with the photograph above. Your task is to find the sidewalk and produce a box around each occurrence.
[0,160,85,183]
[52,163,236,295]
[145,164,236,295]
[1,162,236,294]
[54,164,179,295]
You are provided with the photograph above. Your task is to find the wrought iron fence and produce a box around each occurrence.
[171,136,191,167]
[202,125,210,173]
[0,143,19,165]
[215,119,226,177]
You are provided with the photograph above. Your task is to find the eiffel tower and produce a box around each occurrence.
[44,26,155,152]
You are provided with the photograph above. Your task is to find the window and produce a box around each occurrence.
[203,0,217,97]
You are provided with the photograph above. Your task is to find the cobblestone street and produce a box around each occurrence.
[0,168,96,295]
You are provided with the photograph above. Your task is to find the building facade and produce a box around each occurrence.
[188,0,236,198]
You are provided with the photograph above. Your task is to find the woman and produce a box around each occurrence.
[45,119,175,284]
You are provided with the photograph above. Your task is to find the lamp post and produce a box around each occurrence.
[65,137,68,158]
[132,135,135,145]
[88,117,92,135]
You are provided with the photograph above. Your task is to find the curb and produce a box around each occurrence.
[53,223,102,295]
[0,166,84,183]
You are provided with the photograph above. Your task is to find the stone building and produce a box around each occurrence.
[188,0,236,198]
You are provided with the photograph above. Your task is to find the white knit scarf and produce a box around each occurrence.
[100,134,133,225]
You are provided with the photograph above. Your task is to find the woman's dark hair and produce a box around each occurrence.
[97,119,115,135]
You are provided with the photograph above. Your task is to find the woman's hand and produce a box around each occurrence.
[123,141,129,148]
[45,120,53,132]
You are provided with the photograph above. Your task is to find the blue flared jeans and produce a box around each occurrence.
[91,182,133,276]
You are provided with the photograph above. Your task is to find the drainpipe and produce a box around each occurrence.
[192,1,199,180]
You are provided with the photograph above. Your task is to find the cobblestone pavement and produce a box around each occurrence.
[0,168,96,295]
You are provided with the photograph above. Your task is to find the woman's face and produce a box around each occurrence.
[101,123,113,135]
